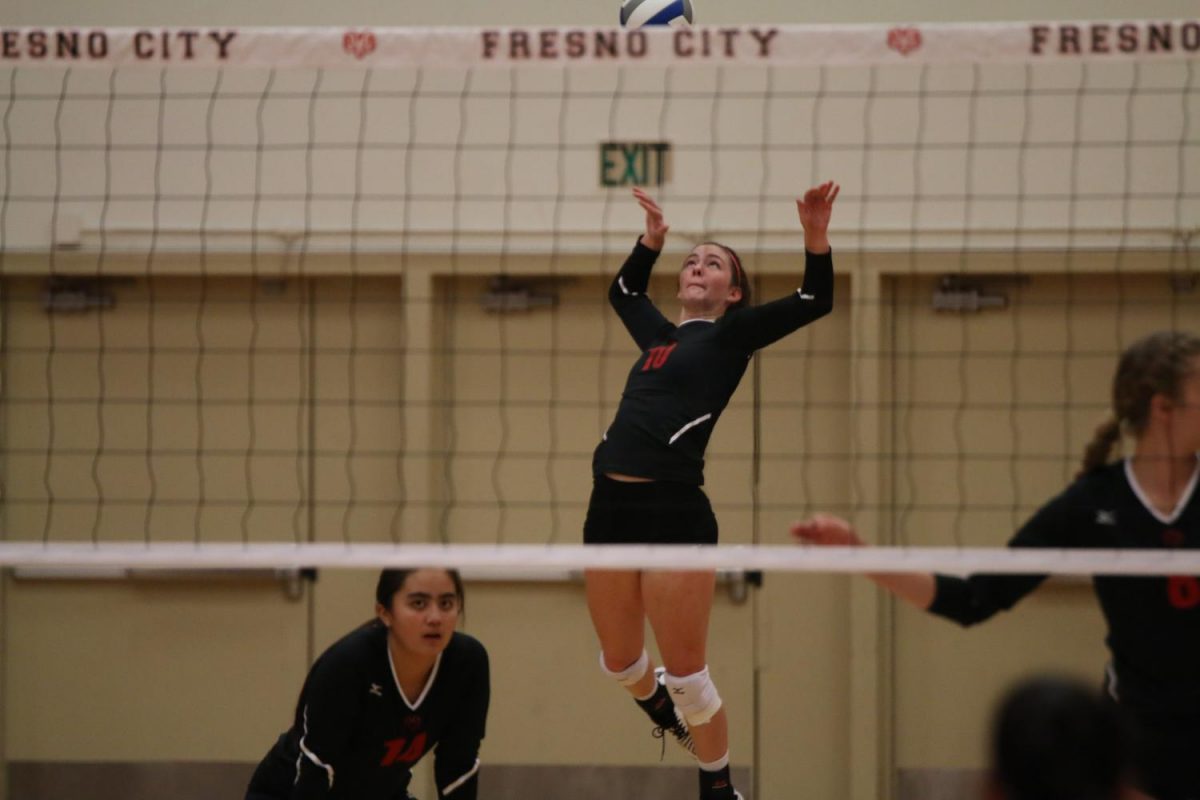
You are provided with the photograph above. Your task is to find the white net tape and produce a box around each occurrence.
[3,541,1200,575]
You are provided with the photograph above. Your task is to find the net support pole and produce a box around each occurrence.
[0,569,7,800]
[848,256,892,800]
[0,287,8,800]
[402,265,438,543]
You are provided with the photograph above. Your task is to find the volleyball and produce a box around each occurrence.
[619,0,694,29]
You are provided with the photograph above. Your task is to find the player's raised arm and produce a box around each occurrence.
[608,188,674,350]
[718,182,837,352]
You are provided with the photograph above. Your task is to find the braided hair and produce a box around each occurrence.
[1081,330,1200,473]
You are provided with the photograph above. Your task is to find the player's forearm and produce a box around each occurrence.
[803,229,830,254]
[865,571,936,610]
[436,753,481,800]
[640,231,664,251]
[797,248,834,312]
[609,238,659,301]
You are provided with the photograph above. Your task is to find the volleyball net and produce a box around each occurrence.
[0,22,1197,575]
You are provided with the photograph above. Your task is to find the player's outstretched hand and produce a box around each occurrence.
[796,181,838,254]
[632,187,669,251]
[790,513,865,547]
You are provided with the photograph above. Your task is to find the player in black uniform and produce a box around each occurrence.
[586,182,839,800]
[792,330,1200,800]
[245,568,489,800]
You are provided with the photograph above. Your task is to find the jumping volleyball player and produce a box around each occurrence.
[585,182,838,800]
[794,330,1200,800]
[245,569,489,800]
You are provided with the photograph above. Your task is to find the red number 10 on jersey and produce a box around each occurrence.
[641,342,677,372]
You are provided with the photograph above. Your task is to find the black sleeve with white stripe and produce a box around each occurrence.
[718,249,834,352]
[290,651,363,798]
[608,238,673,351]
[433,642,490,799]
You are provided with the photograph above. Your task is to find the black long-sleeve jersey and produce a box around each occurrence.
[248,624,489,800]
[928,458,1200,714]
[592,239,834,484]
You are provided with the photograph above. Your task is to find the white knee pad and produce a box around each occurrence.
[600,649,650,688]
[664,666,723,727]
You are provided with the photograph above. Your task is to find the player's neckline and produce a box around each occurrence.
[386,643,443,710]
[1124,456,1200,525]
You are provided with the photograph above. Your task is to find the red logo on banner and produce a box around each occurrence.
[887,27,923,56]
[343,31,377,59]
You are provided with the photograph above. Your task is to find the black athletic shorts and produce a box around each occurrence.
[583,474,718,545]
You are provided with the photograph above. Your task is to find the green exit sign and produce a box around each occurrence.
[600,142,672,187]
